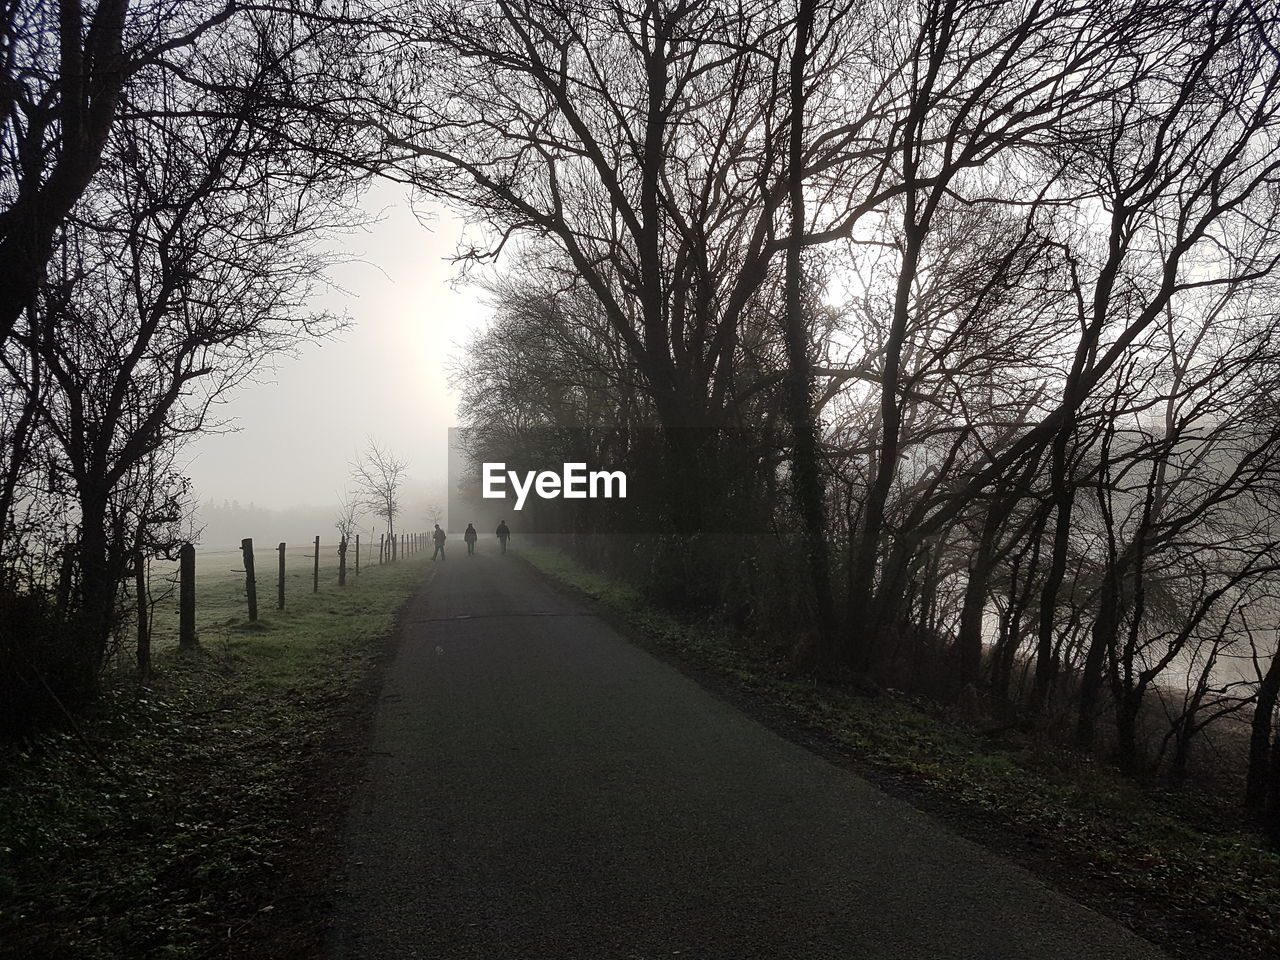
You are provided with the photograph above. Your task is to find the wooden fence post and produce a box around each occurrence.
[277,542,286,609]
[135,543,150,677]
[339,536,348,587]
[313,535,320,593]
[379,532,384,565]
[355,534,360,576]
[241,538,258,622]
[179,543,196,648]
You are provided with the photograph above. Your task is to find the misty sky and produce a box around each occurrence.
[179,181,490,511]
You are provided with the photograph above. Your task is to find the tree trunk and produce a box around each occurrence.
[992,608,1022,705]
[179,543,196,648]
[957,507,1004,687]
[0,0,131,345]
[1030,433,1075,716]
[1115,693,1143,775]
[71,494,117,703]
[134,544,150,679]
[991,509,1046,704]
[1247,645,1280,810]
[862,531,924,674]
[847,206,926,670]
[0,343,40,553]
[1169,670,1211,785]
[1076,572,1120,750]
[782,0,837,672]
[1264,726,1280,843]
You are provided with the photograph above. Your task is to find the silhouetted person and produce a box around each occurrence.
[496,520,511,554]
[464,522,478,555]
[432,523,447,561]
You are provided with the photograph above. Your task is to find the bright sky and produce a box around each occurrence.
[179,181,491,510]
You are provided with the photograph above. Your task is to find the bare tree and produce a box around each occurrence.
[0,2,292,346]
[424,502,443,529]
[406,0,1280,818]
[361,2,832,533]
[335,489,363,585]
[0,1,357,715]
[352,440,407,560]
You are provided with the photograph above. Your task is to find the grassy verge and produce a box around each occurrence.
[0,554,432,960]
[522,544,1280,960]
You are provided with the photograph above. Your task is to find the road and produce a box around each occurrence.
[330,545,1165,960]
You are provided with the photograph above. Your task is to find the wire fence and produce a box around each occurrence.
[133,530,434,658]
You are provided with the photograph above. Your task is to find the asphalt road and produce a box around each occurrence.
[330,545,1166,960]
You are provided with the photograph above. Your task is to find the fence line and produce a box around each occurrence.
[172,531,429,640]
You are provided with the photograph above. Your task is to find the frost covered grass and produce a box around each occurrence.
[0,554,432,960]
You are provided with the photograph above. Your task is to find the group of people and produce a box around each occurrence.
[431,520,511,560]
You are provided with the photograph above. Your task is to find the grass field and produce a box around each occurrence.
[136,540,404,657]
[0,548,433,960]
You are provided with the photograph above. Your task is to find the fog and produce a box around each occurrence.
[178,180,489,513]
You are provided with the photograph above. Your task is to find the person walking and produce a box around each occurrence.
[496,520,511,555]
[432,523,447,561]
[464,522,478,555]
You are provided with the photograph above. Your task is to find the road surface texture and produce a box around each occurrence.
[331,548,1165,960]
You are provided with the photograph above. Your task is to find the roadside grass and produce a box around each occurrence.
[523,544,1280,960]
[0,553,432,960]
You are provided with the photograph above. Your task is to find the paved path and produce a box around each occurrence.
[331,546,1165,959]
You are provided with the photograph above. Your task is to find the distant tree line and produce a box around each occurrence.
[320,0,1280,835]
